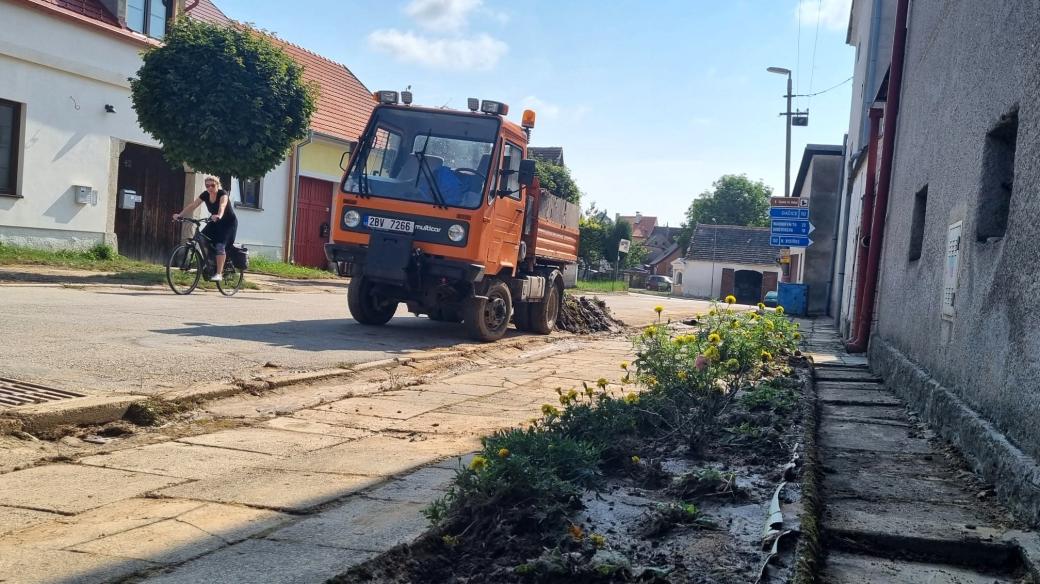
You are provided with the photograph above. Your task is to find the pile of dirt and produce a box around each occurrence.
[557,295,624,334]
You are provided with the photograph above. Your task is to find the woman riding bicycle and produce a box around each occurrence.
[172,177,238,281]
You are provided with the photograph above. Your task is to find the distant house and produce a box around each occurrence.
[188,0,374,267]
[528,146,564,166]
[644,225,681,255]
[646,242,681,277]
[787,143,843,316]
[616,212,657,242]
[671,224,781,303]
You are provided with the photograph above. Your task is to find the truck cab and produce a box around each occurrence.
[325,93,579,341]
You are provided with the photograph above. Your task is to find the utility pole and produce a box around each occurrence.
[767,67,808,197]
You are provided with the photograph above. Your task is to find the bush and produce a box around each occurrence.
[86,243,117,261]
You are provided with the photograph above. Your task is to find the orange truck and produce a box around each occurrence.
[325,91,580,342]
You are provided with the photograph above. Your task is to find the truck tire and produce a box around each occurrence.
[347,276,397,325]
[463,279,512,342]
[528,275,563,334]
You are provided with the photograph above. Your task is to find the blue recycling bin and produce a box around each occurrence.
[777,283,808,316]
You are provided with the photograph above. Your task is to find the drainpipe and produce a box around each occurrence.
[284,131,313,263]
[847,0,910,353]
[846,107,884,346]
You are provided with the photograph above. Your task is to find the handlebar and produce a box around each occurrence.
[174,217,212,225]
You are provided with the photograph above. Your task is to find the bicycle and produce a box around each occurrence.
[166,217,245,296]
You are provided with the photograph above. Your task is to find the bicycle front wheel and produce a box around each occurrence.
[166,244,203,295]
[217,263,245,297]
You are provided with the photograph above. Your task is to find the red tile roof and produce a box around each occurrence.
[188,0,373,143]
[618,215,659,239]
[48,0,118,26]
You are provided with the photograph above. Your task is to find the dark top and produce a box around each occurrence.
[199,190,238,245]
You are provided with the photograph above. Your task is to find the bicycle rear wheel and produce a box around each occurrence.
[166,244,203,295]
[217,262,245,296]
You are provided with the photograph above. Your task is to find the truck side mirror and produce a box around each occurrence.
[518,159,536,187]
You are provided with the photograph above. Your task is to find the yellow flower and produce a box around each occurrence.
[707,332,722,345]
[705,345,721,362]
[642,325,656,338]
[725,358,740,371]
[761,351,773,363]
[497,448,510,458]
[776,306,785,315]
[559,394,570,405]
[441,534,460,547]
[624,392,640,404]
[596,378,608,389]
[567,388,579,400]
[725,295,737,305]
[764,320,775,331]
[541,404,560,417]
[654,305,664,314]
[677,371,688,380]
[643,375,658,388]
[757,302,765,310]
[793,332,801,340]
[469,456,487,472]
[730,319,740,329]
[590,533,606,548]
[630,455,641,464]
[620,361,629,370]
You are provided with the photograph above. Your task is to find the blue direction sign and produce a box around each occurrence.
[770,219,814,236]
[770,207,809,219]
[770,235,813,247]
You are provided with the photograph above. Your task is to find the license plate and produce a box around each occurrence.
[366,216,414,233]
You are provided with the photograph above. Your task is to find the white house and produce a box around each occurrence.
[671,224,782,303]
[0,0,374,266]
[0,0,191,260]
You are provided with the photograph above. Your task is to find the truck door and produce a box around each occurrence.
[485,141,525,276]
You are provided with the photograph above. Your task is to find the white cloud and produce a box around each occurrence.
[368,29,508,71]
[405,0,482,32]
[521,96,561,118]
[796,0,853,32]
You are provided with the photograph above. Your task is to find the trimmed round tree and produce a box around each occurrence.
[130,18,317,178]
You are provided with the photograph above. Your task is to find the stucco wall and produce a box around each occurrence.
[300,140,349,182]
[872,1,1040,461]
[801,155,841,316]
[0,2,158,248]
[673,259,782,300]
[228,159,291,259]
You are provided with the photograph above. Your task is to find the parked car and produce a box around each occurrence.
[764,290,779,308]
[646,275,673,292]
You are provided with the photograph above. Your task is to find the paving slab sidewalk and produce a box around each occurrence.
[0,336,635,584]
[804,320,1032,583]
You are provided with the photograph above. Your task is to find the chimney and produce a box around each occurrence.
[635,212,642,223]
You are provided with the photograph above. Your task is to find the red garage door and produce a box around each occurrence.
[293,176,334,269]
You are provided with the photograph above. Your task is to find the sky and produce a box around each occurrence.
[213,0,855,226]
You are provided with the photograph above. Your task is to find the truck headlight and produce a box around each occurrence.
[344,210,361,228]
[448,224,466,242]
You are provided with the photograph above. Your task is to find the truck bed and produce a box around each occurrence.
[531,190,579,263]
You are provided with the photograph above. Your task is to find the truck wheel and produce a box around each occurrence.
[347,276,397,325]
[528,277,563,334]
[463,280,512,342]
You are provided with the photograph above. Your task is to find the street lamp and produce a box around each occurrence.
[767,67,793,198]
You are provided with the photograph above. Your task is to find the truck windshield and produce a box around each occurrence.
[344,107,499,210]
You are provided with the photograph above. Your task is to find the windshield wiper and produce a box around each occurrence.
[414,129,448,209]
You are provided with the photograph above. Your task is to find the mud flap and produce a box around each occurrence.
[364,233,412,284]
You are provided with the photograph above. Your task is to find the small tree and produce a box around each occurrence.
[535,160,581,204]
[130,18,317,179]
[685,174,772,228]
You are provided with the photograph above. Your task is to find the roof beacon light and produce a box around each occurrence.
[401,90,413,105]
[374,90,399,105]
[480,100,509,116]
[467,98,480,112]
[521,109,536,129]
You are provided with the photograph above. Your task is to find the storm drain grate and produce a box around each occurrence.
[0,377,85,408]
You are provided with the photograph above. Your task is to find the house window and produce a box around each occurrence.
[908,184,927,261]
[127,0,170,39]
[0,99,21,196]
[675,272,682,286]
[976,109,1018,242]
[237,177,262,209]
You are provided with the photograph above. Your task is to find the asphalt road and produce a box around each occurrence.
[0,282,711,397]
